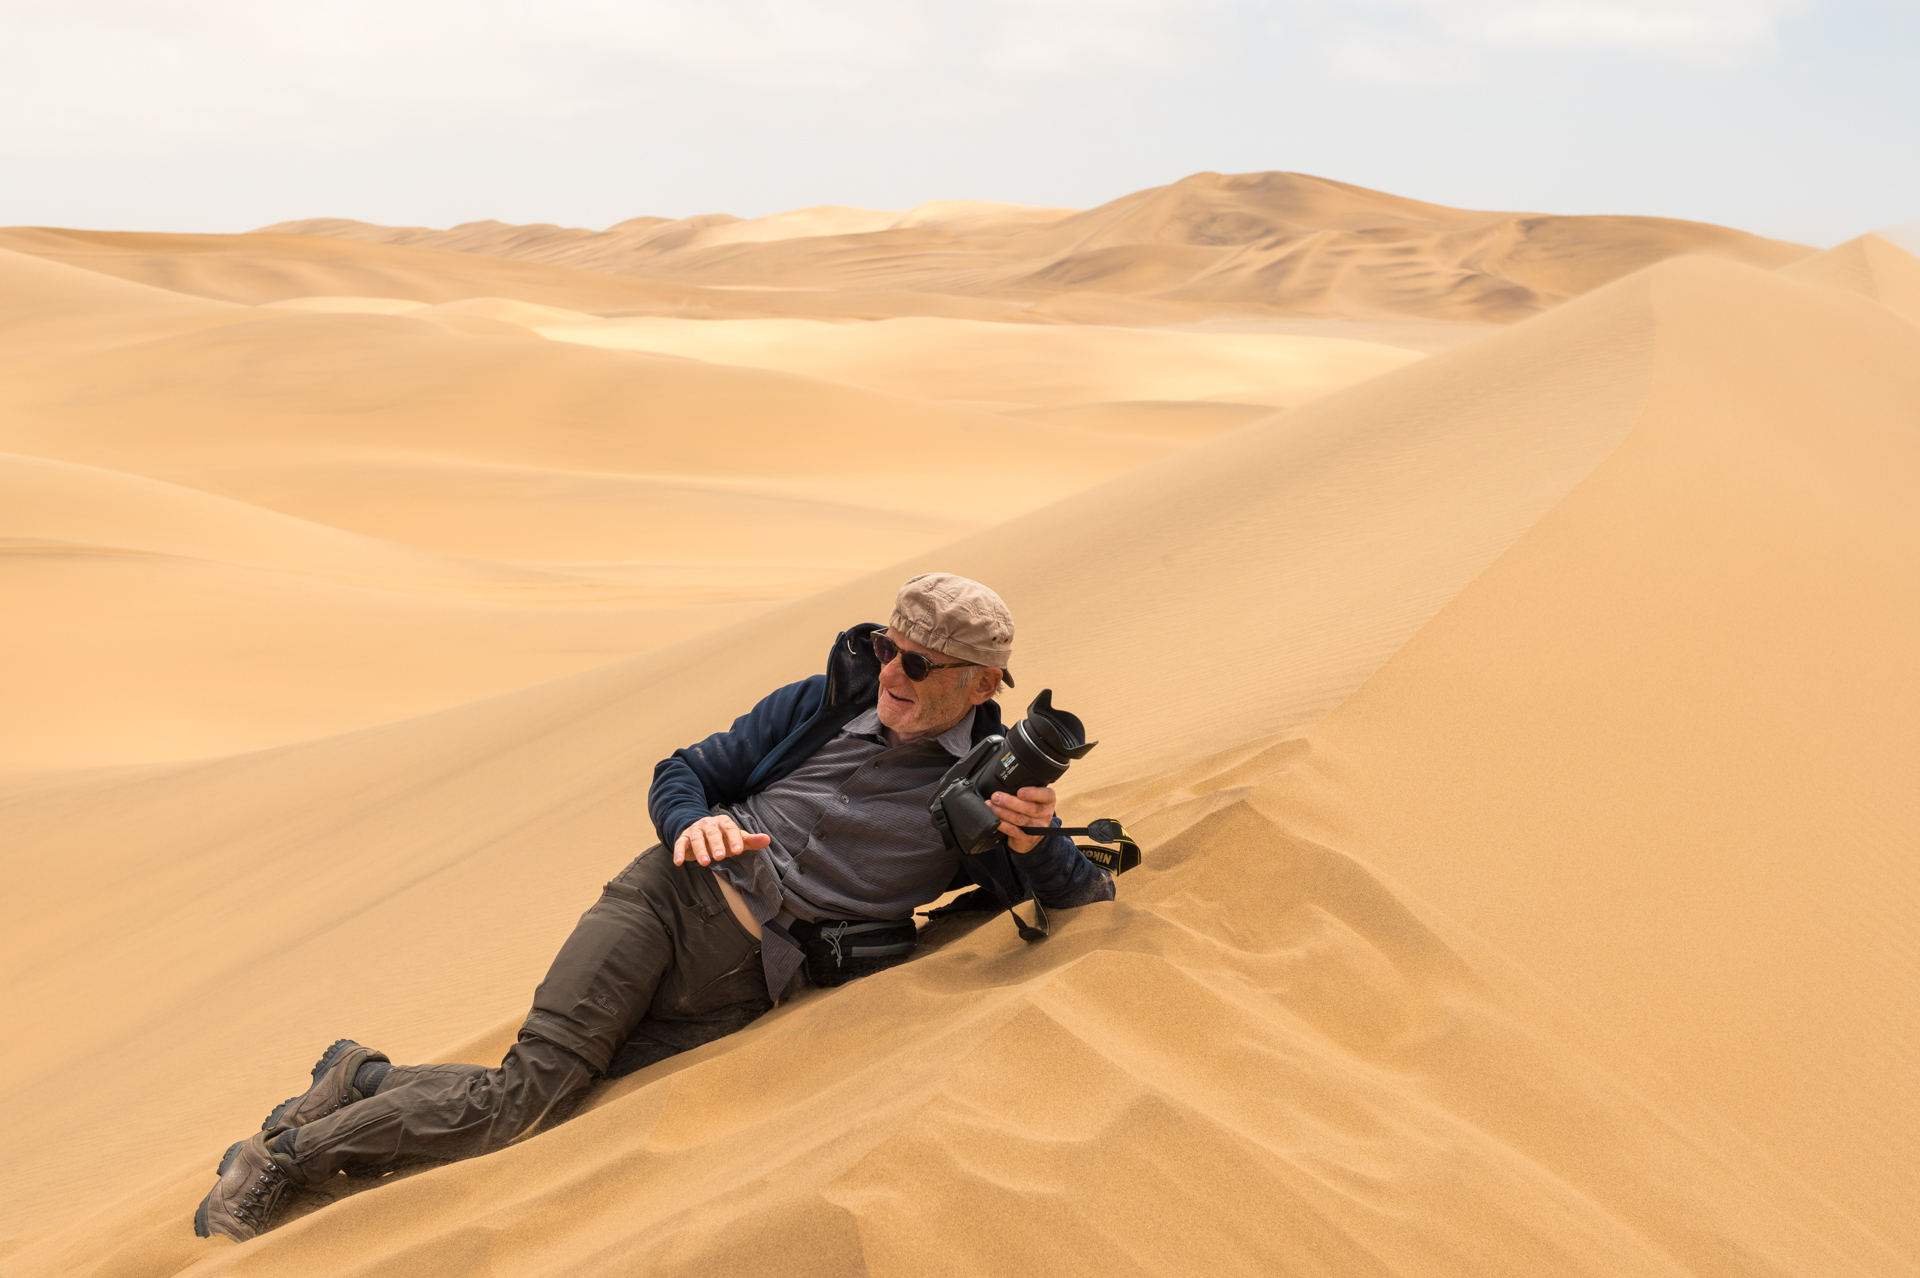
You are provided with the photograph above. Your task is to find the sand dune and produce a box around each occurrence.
[197,460,981,577]
[0,226,1020,322]
[1,451,579,593]
[0,538,767,772]
[0,226,705,311]
[0,246,250,352]
[0,244,1163,767]
[0,252,1161,524]
[1259,250,1920,1256]
[1011,399,1281,443]
[1780,232,1920,322]
[0,453,783,768]
[0,309,1159,525]
[271,172,1813,324]
[1,183,1914,1278]
[537,314,1423,408]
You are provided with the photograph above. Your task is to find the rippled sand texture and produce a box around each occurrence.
[3,174,1914,1278]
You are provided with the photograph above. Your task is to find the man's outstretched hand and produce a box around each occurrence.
[987,786,1058,855]
[674,814,772,867]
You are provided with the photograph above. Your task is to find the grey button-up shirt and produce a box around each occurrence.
[711,707,978,1000]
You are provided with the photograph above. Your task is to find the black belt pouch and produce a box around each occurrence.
[788,918,919,987]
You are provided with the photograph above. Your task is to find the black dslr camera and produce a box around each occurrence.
[929,689,1140,876]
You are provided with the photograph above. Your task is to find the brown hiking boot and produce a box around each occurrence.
[261,1039,389,1131]
[193,1132,298,1242]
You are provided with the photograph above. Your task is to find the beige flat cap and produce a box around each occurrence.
[889,572,1016,686]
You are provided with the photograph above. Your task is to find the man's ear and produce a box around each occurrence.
[967,667,1004,706]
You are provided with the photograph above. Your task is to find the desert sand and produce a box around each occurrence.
[1,173,1914,1278]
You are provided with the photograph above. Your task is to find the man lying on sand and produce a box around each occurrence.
[195,573,1115,1242]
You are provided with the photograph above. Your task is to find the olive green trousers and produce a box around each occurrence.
[279,847,771,1183]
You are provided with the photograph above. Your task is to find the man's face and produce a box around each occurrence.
[875,629,999,741]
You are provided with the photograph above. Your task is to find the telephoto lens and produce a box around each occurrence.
[979,689,1097,797]
[928,689,1140,943]
[929,690,1098,859]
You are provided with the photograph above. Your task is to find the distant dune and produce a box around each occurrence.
[0,173,1912,1278]
[268,198,1079,264]
[262,171,1813,323]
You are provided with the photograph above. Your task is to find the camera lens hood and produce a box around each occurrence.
[1022,689,1098,763]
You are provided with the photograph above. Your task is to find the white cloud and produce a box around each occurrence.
[0,0,1904,240]
[0,0,1815,153]
[0,0,1214,152]
[1392,0,1809,48]
[1307,0,1812,84]
[3,0,1207,93]
[1325,29,1481,83]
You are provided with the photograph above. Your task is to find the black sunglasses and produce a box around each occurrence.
[872,631,977,682]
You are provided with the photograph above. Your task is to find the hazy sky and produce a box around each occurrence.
[2,0,1914,244]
